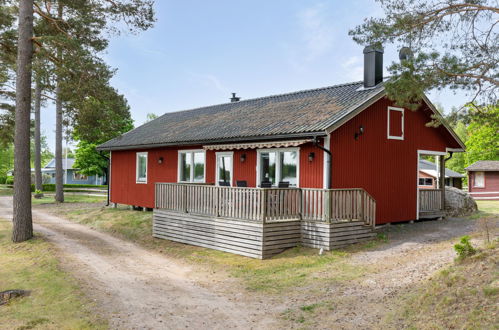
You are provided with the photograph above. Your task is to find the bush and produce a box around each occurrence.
[29,183,107,192]
[0,176,6,184]
[454,236,477,260]
[5,176,14,185]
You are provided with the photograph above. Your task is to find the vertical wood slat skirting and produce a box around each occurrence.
[155,183,376,226]
[419,189,443,212]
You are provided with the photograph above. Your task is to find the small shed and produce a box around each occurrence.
[465,161,499,200]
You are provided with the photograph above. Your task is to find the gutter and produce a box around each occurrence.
[96,132,328,151]
[313,136,332,189]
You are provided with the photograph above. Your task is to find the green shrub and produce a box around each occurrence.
[30,183,107,192]
[5,176,13,185]
[454,236,477,260]
[0,176,6,184]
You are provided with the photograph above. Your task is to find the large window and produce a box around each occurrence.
[474,171,485,188]
[258,149,298,187]
[216,152,233,186]
[73,172,88,181]
[178,150,205,183]
[136,152,148,183]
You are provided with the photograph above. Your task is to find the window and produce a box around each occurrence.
[257,148,299,187]
[73,172,88,181]
[474,171,485,188]
[216,152,233,186]
[178,150,205,183]
[136,152,148,183]
[387,106,404,140]
[418,178,433,186]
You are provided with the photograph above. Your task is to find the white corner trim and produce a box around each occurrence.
[215,151,234,186]
[136,152,148,184]
[177,149,206,183]
[323,135,330,189]
[387,106,404,140]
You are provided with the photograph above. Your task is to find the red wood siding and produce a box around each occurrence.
[330,97,460,224]
[468,171,499,199]
[110,142,326,208]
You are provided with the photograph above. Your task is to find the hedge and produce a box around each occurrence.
[30,184,107,192]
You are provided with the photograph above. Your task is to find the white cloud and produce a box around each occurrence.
[187,72,229,95]
[342,55,363,81]
[297,3,335,62]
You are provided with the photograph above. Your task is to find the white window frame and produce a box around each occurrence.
[136,152,148,184]
[473,171,485,188]
[73,171,88,181]
[215,151,234,186]
[177,149,206,183]
[256,147,300,187]
[387,106,404,140]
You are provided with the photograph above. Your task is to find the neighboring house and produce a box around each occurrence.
[39,158,105,185]
[97,47,465,258]
[465,160,499,200]
[418,159,464,189]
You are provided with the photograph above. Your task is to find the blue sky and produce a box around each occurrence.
[41,0,469,152]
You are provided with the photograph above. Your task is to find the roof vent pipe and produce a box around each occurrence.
[230,93,240,102]
[363,46,384,88]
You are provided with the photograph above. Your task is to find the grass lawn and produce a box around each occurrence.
[0,186,13,196]
[476,200,499,215]
[0,221,106,329]
[54,205,378,293]
[31,194,107,205]
[382,242,499,329]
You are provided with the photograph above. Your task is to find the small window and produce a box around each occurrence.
[419,178,433,186]
[387,106,404,140]
[73,172,88,181]
[178,150,205,183]
[136,152,148,183]
[474,171,485,188]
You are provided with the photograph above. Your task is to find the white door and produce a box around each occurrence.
[216,152,233,186]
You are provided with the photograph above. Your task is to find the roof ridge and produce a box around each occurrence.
[154,80,366,119]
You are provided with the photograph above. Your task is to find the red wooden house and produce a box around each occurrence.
[466,161,499,200]
[98,47,465,258]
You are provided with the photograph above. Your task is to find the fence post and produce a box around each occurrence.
[261,189,267,223]
[183,185,188,213]
[215,187,220,217]
[360,190,365,224]
[324,190,331,223]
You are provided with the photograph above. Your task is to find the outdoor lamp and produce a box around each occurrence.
[240,153,246,163]
[158,156,164,164]
[308,152,315,162]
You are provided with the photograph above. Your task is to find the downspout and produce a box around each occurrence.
[98,152,110,206]
[445,151,453,162]
[313,136,332,189]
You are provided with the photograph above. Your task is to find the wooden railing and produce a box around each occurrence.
[419,189,442,212]
[301,188,376,227]
[156,183,376,225]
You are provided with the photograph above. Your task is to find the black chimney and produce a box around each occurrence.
[230,93,240,102]
[363,46,383,88]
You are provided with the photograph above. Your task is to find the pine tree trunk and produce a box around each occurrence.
[34,76,42,191]
[12,0,34,243]
[54,82,64,202]
[54,3,64,203]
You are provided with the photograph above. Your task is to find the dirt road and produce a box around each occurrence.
[0,197,276,329]
[1,196,493,329]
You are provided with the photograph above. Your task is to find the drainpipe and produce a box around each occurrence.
[445,151,453,162]
[313,136,332,189]
[98,152,110,206]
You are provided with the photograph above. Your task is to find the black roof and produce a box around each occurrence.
[98,81,385,150]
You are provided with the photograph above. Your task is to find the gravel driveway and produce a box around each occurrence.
[1,196,495,329]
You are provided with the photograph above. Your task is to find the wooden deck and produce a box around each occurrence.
[153,183,377,258]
